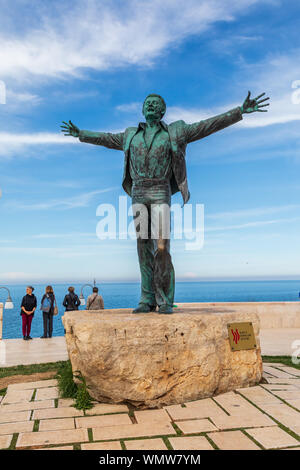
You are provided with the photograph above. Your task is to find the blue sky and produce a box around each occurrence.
[0,0,300,283]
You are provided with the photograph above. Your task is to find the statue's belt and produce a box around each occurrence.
[132,177,170,187]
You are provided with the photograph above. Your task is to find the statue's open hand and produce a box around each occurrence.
[60,120,80,137]
[241,91,270,114]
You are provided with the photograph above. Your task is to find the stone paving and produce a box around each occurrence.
[0,363,299,450]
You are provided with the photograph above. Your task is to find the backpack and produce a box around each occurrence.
[41,295,51,313]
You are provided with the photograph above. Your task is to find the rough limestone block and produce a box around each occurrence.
[62,308,262,408]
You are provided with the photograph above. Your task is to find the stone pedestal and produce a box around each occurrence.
[62,307,262,408]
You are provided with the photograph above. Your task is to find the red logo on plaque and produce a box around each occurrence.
[231,328,240,345]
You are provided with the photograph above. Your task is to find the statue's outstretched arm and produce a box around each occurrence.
[61,120,124,150]
[184,107,243,143]
[184,91,270,144]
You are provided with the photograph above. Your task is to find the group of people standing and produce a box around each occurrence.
[20,285,104,340]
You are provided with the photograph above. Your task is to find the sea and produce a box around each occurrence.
[1,280,300,339]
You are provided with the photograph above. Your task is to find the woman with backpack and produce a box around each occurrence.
[63,286,81,312]
[40,285,57,338]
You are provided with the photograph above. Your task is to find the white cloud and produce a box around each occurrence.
[0,132,74,145]
[6,89,41,104]
[207,204,300,220]
[166,99,300,129]
[239,50,300,127]
[206,216,300,233]
[5,187,118,211]
[0,272,36,281]
[0,0,264,80]
[0,132,78,158]
[30,232,95,239]
[167,47,300,128]
[116,102,141,113]
[0,127,124,158]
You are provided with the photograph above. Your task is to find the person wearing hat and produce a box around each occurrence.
[20,286,37,340]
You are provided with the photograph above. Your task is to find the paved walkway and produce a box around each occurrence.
[0,337,68,367]
[1,328,299,368]
[0,363,299,450]
[260,329,300,356]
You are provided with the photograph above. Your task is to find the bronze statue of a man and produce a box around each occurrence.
[61,91,269,314]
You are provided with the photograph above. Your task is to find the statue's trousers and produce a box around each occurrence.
[132,179,175,308]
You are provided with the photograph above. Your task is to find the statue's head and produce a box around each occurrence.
[142,94,166,120]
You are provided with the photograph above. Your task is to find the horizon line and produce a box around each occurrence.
[1,277,300,286]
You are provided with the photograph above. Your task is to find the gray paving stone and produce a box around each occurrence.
[169,436,213,450]
[93,422,176,441]
[38,446,74,450]
[2,389,34,404]
[165,399,226,421]
[57,399,75,408]
[0,399,54,413]
[85,403,129,415]
[237,386,283,405]
[134,409,171,424]
[0,410,30,424]
[76,414,132,428]
[7,380,58,391]
[175,419,217,434]
[273,367,300,377]
[210,412,276,430]
[16,428,89,448]
[285,399,300,410]
[261,384,299,391]
[125,438,168,450]
[35,387,59,401]
[214,391,267,416]
[0,420,34,435]
[81,442,122,450]
[209,430,261,450]
[259,402,300,430]
[0,434,13,449]
[39,418,75,432]
[272,390,300,401]
[263,366,296,379]
[246,426,300,449]
[33,406,84,420]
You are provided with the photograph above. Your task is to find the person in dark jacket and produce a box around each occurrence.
[40,285,56,338]
[20,286,37,340]
[63,286,80,312]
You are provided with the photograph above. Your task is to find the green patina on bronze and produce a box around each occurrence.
[61,91,269,314]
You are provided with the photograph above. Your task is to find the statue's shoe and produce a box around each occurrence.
[158,305,173,314]
[132,303,156,314]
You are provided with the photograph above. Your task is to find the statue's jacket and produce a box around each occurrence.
[79,106,242,205]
